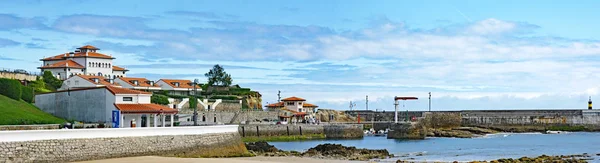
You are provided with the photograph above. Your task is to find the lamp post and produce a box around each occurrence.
[193,79,199,126]
[428,92,431,112]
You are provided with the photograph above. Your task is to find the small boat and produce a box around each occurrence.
[373,130,386,136]
[545,130,567,134]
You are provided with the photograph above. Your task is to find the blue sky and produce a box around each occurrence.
[2,0,600,110]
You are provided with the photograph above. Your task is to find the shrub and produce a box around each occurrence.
[151,94,170,105]
[20,85,34,103]
[0,78,22,100]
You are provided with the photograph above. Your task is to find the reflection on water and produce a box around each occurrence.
[269,132,600,162]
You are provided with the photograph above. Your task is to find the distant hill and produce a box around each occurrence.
[0,94,66,125]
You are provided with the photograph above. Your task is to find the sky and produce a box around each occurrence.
[1,0,600,111]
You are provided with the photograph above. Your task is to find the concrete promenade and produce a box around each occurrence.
[0,125,247,162]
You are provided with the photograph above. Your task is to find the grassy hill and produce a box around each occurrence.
[0,94,66,125]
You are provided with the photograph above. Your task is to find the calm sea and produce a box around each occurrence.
[269,132,600,162]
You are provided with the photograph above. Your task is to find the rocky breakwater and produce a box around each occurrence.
[246,141,392,161]
[427,127,498,138]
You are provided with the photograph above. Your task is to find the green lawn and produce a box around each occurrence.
[0,94,66,125]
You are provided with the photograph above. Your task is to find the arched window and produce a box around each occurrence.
[89,62,92,67]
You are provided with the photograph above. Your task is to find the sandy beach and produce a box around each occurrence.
[76,156,370,163]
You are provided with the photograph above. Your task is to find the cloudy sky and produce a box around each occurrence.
[1,0,600,111]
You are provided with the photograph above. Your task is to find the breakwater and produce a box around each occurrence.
[0,125,247,162]
[239,124,363,139]
[346,109,600,131]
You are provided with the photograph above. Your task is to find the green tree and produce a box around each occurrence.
[204,64,232,87]
[42,71,62,90]
[150,94,170,105]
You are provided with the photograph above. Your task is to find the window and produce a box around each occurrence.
[75,80,79,86]
[67,81,71,85]
[286,102,294,106]
[122,97,133,101]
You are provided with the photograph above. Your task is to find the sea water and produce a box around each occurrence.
[269,132,600,162]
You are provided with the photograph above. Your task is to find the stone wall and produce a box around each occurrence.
[0,126,247,163]
[387,122,426,139]
[0,124,60,131]
[0,72,37,81]
[238,124,363,139]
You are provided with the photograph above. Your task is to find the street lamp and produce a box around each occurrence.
[193,79,199,126]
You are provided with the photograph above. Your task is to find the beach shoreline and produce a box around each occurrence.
[75,156,369,163]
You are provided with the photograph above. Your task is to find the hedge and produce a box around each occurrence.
[151,94,170,105]
[21,86,34,103]
[209,95,238,100]
[0,78,22,101]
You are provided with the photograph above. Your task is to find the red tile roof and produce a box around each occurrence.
[106,86,151,95]
[112,65,128,71]
[266,102,284,107]
[117,77,158,87]
[41,52,114,61]
[281,96,306,101]
[78,45,100,50]
[39,60,84,69]
[158,79,195,89]
[303,103,318,107]
[114,104,177,114]
[75,75,121,86]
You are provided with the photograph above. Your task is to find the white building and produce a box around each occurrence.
[35,86,178,128]
[59,75,121,91]
[265,96,319,121]
[156,79,199,96]
[39,45,128,80]
[114,77,161,91]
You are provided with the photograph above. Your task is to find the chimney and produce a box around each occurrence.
[86,51,88,56]
[133,80,139,86]
[92,78,99,83]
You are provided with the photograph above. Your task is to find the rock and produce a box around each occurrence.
[245,141,279,153]
[302,143,391,161]
[454,127,498,135]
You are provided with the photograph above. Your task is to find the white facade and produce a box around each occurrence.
[35,86,177,128]
[82,57,114,78]
[39,45,127,80]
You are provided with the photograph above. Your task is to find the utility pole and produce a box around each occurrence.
[349,101,356,111]
[428,92,431,112]
[192,79,199,126]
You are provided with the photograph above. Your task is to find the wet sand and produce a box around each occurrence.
[76,156,369,163]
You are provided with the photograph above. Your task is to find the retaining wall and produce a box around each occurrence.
[0,72,37,81]
[0,125,247,162]
[0,124,60,131]
[238,124,363,139]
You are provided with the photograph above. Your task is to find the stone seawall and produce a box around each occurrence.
[0,124,60,131]
[239,124,363,139]
[461,110,600,131]
[0,72,37,81]
[0,125,247,163]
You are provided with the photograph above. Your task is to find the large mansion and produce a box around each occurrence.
[39,45,128,80]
